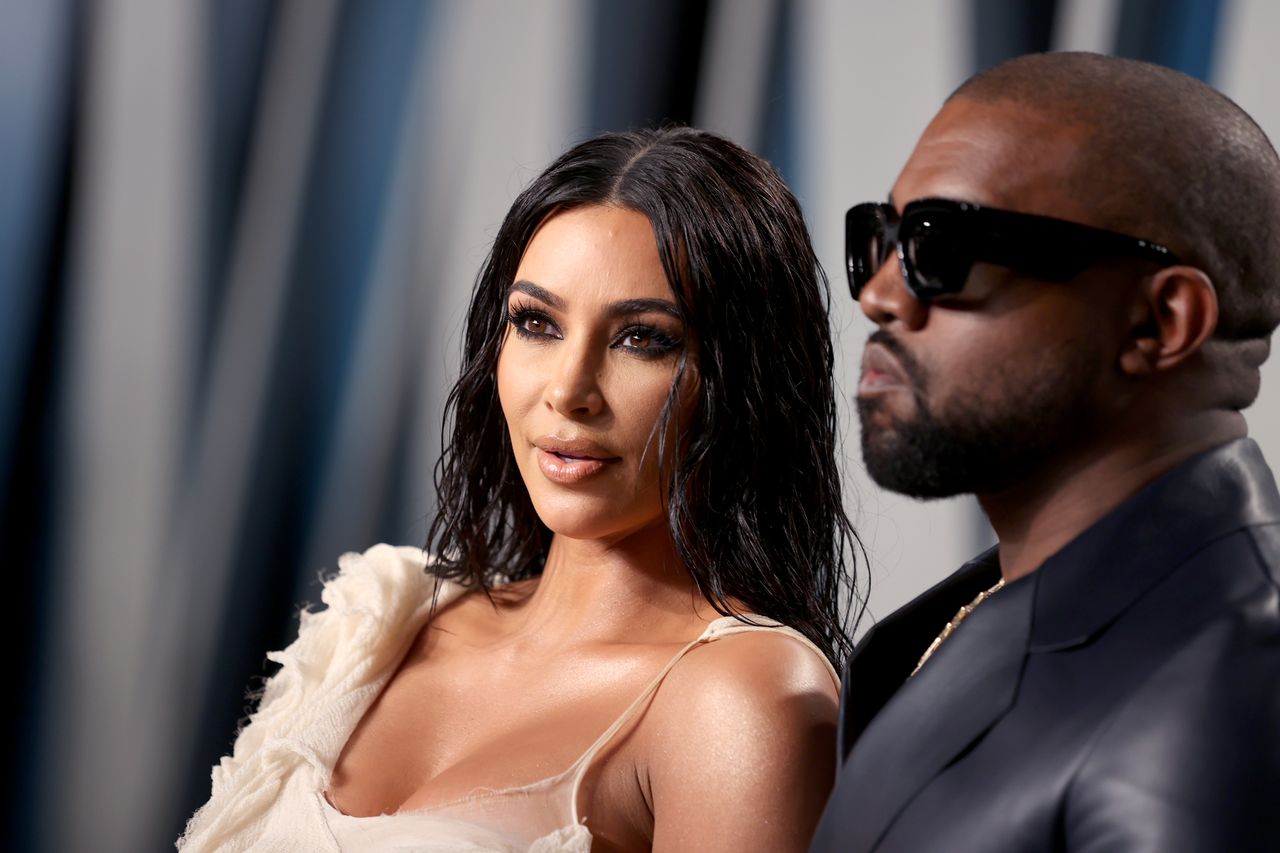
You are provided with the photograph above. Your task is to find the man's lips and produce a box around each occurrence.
[533,436,620,484]
[859,341,912,396]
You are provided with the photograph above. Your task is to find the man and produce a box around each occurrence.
[811,52,1280,852]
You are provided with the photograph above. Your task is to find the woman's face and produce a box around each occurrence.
[497,204,692,543]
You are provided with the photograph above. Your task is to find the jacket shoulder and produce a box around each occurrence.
[1067,595,1280,850]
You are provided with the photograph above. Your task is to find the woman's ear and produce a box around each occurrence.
[1118,266,1218,376]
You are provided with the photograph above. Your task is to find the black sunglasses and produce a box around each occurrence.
[845,197,1182,302]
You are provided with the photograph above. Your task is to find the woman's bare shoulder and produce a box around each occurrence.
[638,626,839,852]
[653,627,839,729]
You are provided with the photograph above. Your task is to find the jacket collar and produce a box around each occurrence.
[1029,437,1280,651]
[836,549,1000,760]
[825,438,1279,852]
[826,567,1035,852]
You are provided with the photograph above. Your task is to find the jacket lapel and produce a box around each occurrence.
[838,550,1002,761]
[817,439,1280,852]
[830,569,1036,852]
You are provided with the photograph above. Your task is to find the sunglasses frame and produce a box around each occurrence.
[845,197,1183,302]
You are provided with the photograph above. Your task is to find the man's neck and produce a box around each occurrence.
[980,410,1248,583]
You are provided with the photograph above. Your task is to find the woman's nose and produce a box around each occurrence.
[544,341,604,417]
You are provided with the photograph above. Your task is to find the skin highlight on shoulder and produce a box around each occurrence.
[636,629,839,852]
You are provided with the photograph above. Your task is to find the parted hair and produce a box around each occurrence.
[426,126,858,665]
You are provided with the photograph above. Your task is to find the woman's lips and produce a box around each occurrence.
[533,436,620,484]
[858,342,911,397]
[536,449,611,483]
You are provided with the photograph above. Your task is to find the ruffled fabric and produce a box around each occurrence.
[178,544,455,852]
[179,544,826,852]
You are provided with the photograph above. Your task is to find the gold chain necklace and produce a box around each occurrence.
[910,577,1006,677]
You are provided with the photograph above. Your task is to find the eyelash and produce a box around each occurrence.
[615,324,682,359]
[505,301,683,360]
[506,302,559,341]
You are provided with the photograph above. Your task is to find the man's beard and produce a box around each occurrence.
[857,332,1098,499]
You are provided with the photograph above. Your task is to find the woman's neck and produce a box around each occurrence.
[494,522,712,647]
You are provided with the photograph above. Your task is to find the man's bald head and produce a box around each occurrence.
[951,53,1280,406]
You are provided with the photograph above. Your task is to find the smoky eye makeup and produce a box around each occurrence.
[504,294,685,360]
[611,320,684,359]
[505,299,561,341]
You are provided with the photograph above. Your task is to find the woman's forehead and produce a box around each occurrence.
[515,205,676,306]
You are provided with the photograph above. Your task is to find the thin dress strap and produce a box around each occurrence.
[566,616,838,823]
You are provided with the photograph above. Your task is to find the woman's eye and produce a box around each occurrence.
[507,307,559,340]
[615,325,680,358]
[624,331,652,349]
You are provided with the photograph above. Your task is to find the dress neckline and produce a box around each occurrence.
[321,612,813,822]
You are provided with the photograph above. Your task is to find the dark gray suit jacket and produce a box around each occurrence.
[811,439,1280,852]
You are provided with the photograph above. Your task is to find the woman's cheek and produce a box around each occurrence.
[629,376,684,476]
[497,351,543,421]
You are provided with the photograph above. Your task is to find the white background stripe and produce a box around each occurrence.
[695,0,780,150]
[45,1,202,848]
[794,0,979,626]
[1052,0,1123,53]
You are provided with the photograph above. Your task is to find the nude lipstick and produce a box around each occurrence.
[533,436,619,484]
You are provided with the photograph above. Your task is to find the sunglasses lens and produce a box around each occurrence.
[904,213,972,297]
[846,205,892,296]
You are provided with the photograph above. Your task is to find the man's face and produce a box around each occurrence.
[856,97,1135,498]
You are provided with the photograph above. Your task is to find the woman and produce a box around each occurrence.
[180,127,857,852]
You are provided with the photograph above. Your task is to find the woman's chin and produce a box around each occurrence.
[531,502,658,544]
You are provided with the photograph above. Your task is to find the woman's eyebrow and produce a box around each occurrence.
[509,280,564,309]
[510,283,679,321]
[607,298,680,319]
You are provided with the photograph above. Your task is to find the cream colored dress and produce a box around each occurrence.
[178,544,837,852]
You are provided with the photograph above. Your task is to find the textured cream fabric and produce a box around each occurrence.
[321,794,590,853]
[178,543,836,852]
[178,544,460,852]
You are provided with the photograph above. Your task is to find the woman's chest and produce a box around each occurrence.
[326,645,664,848]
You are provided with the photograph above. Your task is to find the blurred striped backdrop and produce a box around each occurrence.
[3,1,1276,850]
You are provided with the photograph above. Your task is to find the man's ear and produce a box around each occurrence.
[1119,266,1218,376]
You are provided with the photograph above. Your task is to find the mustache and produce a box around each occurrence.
[867,329,926,389]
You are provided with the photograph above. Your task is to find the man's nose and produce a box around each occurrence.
[544,340,604,417]
[859,256,928,330]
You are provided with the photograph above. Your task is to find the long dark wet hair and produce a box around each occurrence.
[426,126,860,665]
